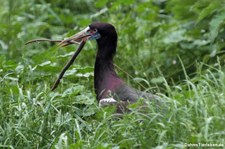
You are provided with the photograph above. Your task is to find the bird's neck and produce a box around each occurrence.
[94,43,123,100]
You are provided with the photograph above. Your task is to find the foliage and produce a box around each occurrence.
[0,0,225,148]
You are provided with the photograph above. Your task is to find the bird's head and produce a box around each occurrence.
[58,22,117,47]
[58,22,118,59]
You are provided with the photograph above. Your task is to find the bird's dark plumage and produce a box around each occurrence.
[89,23,155,111]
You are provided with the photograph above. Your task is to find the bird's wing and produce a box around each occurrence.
[113,84,155,102]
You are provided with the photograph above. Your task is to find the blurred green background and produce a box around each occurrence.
[0,0,225,89]
[1,0,225,88]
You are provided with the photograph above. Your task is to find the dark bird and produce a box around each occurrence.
[26,22,156,112]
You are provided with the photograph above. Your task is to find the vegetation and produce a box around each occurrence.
[0,0,225,148]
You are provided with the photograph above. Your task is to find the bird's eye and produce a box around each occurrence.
[88,28,97,34]
[93,29,97,33]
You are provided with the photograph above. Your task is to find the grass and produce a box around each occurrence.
[1,0,225,148]
[1,57,225,148]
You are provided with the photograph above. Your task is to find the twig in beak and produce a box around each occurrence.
[51,40,86,91]
[57,40,80,47]
[25,35,89,90]
[57,34,90,47]
[25,39,63,45]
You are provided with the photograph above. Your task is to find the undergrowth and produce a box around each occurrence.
[0,59,224,148]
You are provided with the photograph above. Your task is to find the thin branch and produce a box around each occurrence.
[51,40,86,91]
[25,39,63,45]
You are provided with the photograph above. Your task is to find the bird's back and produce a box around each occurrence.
[114,83,155,103]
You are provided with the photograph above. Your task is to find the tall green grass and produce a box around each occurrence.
[1,59,224,148]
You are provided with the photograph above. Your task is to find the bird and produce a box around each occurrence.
[68,22,156,112]
[26,22,157,113]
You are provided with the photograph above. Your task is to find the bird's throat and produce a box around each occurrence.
[94,52,123,100]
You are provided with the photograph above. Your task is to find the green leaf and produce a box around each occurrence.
[69,141,83,149]
[209,11,225,42]
[196,1,219,24]
[95,0,108,8]
[163,29,186,44]
[151,77,165,84]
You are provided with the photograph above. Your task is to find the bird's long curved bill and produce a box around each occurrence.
[58,28,91,47]
[25,27,91,90]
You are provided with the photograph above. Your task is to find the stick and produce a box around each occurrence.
[51,40,86,91]
[25,39,63,45]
